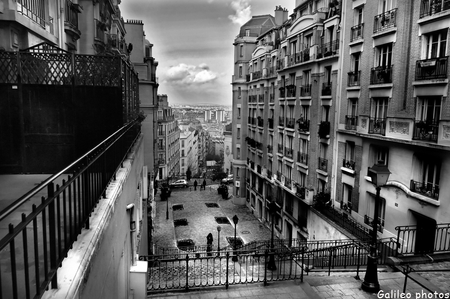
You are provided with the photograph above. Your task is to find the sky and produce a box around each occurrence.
[120,0,294,106]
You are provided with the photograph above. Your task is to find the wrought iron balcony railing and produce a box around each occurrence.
[318,157,328,172]
[277,144,283,154]
[276,171,282,181]
[345,115,358,130]
[373,8,397,33]
[267,144,273,153]
[300,84,312,97]
[368,118,386,135]
[317,40,339,59]
[322,82,332,96]
[420,0,450,18]
[343,159,356,170]
[279,86,285,98]
[297,152,308,165]
[412,120,439,142]
[257,117,264,127]
[65,0,80,31]
[269,93,275,102]
[410,180,439,200]
[286,85,296,97]
[285,177,292,189]
[286,117,296,129]
[297,119,310,133]
[348,71,361,86]
[370,66,393,84]
[350,23,364,42]
[284,147,293,159]
[278,116,285,127]
[17,0,46,28]
[415,57,448,80]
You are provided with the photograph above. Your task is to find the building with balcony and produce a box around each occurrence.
[180,127,199,177]
[126,19,160,181]
[156,94,180,180]
[232,3,348,244]
[336,0,450,253]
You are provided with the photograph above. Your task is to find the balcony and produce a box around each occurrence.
[295,183,306,199]
[364,215,384,233]
[284,147,293,159]
[64,0,81,40]
[276,171,282,181]
[412,120,439,142]
[297,152,308,165]
[267,144,273,153]
[158,158,166,165]
[268,118,274,129]
[370,66,393,84]
[345,115,358,130]
[300,84,312,97]
[350,24,364,42]
[318,157,328,172]
[277,144,283,154]
[415,57,448,80]
[317,40,339,59]
[269,93,275,102]
[348,71,361,87]
[373,8,397,33]
[420,0,450,18]
[343,159,356,171]
[267,170,272,179]
[322,82,332,96]
[246,74,250,82]
[297,119,310,133]
[410,180,439,200]
[285,177,292,189]
[258,94,264,102]
[257,117,264,127]
[285,117,296,129]
[368,118,386,135]
[252,71,262,80]
[286,85,296,97]
[16,0,46,28]
[279,86,285,98]
[318,121,330,138]
[279,116,285,127]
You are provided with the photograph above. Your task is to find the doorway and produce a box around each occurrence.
[412,211,436,254]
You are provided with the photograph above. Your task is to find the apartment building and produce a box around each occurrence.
[126,20,160,179]
[180,128,199,177]
[156,95,180,180]
[337,0,450,253]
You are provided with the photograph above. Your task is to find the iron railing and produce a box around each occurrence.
[345,115,358,130]
[420,0,450,18]
[285,118,296,129]
[322,82,332,96]
[396,223,450,255]
[65,0,80,31]
[415,57,448,80]
[297,152,308,165]
[300,84,311,97]
[0,118,143,299]
[343,159,356,170]
[350,24,364,42]
[16,0,46,28]
[373,9,397,33]
[284,147,293,159]
[368,118,386,135]
[297,120,310,133]
[370,66,393,84]
[348,71,361,86]
[278,116,285,127]
[318,158,328,172]
[410,180,439,199]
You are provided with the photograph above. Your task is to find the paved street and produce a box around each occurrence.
[150,185,450,299]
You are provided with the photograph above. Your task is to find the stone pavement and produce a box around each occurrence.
[149,185,450,299]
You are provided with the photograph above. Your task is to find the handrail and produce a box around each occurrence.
[0,118,141,222]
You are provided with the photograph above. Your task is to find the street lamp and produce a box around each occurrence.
[232,215,239,262]
[268,201,280,271]
[362,161,390,293]
[217,226,221,255]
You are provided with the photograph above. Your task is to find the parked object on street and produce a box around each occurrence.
[169,179,189,188]
[221,174,234,184]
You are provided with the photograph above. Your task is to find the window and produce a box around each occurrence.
[245,29,250,36]
[322,105,330,122]
[371,97,388,120]
[238,107,241,118]
[354,6,364,25]
[365,193,386,231]
[352,52,360,73]
[181,140,185,147]
[240,45,243,57]
[348,98,358,117]
[238,87,241,98]
[371,145,389,166]
[345,142,355,162]
[239,66,242,78]
[342,184,353,212]
[181,150,185,157]
[424,29,448,59]
[298,172,306,186]
[237,128,241,139]
[375,43,392,67]
[417,97,441,123]
[379,0,397,13]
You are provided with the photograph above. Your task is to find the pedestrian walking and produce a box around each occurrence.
[193,180,198,191]
[201,179,206,190]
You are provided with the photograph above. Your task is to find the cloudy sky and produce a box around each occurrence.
[120,0,293,106]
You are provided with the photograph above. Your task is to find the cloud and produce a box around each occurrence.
[228,0,251,25]
[165,63,218,85]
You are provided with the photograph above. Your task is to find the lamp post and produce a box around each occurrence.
[268,201,279,270]
[362,161,390,293]
[232,215,239,262]
[217,226,221,255]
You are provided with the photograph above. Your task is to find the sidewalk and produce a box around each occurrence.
[149,186,450,299]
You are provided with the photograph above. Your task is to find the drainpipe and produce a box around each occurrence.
[127,203,137,266]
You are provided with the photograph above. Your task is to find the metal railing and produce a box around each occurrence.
[322,82,332,96]
[16,0,46,28]
[300,84,311,97]
[396,223,450,255]
[0,118,143,299]
[285,118,296,129]
[373,9,397,33]
[278,116,285,127]
[297,152,308,165]
[368,118,386,135]
[298,120,310,133]
[345,115,358,130]
[415,57,448,80]
[318,158,328,172]
[420,0,450,18]
[410,180,439,199]
[65,0,79,31]
[343,159,356,170]
[370,66,393,84]
[350,24,364,42]
[348,71,361,86]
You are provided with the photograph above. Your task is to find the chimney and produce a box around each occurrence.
[274,6,288,25]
